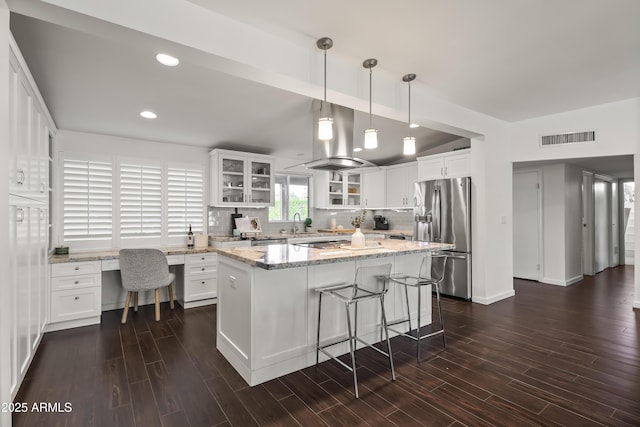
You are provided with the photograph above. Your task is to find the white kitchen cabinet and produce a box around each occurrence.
[7,37,55,401]
[178,253,218,308]
[417,149,471,181]
[361,168,386,209]
[49,261,102,329]
[314,170,362,208]
[210,149,274,207]
[385,162,418,209]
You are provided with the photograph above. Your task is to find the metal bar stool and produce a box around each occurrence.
[315,263,395,398]
[387,253,448,361]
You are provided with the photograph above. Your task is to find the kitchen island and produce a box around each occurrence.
[215,239,454,386]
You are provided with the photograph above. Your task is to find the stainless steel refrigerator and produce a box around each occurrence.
[413,177,471,300]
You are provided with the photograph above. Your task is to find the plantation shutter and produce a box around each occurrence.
[167,167,204,236]
[120,163,162,238]
[62,159,113,241]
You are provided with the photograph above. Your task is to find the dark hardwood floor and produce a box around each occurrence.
[14,265,640,426]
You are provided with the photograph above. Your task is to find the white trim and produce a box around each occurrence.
[472,289,515,305]
[540,275,583,287]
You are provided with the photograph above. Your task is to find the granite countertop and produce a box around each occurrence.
[215,239,454,270]
[48,245,218,264]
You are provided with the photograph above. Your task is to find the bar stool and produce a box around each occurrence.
[387,253,448,361]
[315,263,395,398]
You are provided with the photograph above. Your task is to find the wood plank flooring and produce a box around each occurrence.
[14,265,640,426]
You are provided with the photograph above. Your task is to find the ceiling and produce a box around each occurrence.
[8,0,639,168]
[514,155,634,179]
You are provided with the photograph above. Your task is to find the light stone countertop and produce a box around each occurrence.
[48,245,218,264]
[215,239,454,270]
[209,228,413,242]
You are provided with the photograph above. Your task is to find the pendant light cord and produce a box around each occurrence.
[323,49,327,116]
[369,67,373,128]
[407,80,411,137]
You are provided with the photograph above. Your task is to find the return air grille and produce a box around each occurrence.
[540,131,595,146]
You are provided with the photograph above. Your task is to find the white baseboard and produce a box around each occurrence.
[472,289,515,305]
[541,275,583,286]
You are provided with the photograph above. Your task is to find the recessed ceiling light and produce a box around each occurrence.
[156,53,179,67]
[140,110,157,119]
[353,147,363,152]
[410,123,419,128]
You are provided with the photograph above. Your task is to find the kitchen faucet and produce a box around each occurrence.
[292,212,301,235]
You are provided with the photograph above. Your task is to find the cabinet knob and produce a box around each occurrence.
[201,257,205,260]
[201,281,205,284]
[74,296,80,301]
[74,280,79,284]
[74,267,80,270]
[201,267,205,271]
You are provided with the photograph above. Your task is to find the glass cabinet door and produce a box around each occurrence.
[249,159,273,205]
[346,173,361,207]
[328,172,344,206]
[220,156,246,204]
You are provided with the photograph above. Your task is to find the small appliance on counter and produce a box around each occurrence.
[373,215,389,230]
[231,208,243,236]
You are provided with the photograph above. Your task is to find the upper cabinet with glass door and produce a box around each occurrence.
[314,170,362,208]
[209,149,274,207]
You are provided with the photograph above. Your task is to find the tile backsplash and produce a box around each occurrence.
[207,206,413,236]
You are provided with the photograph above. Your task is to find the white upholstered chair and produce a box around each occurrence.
[119,249,175,324]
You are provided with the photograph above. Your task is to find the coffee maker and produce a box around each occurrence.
[373,215,389,230]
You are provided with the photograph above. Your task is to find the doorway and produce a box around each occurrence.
[623,181,635,265]
[513,169,541,280]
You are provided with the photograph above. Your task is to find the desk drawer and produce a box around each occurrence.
[185,276,217,301]
[166,254,185,266]
[187,263,216,276]
[51,287,101,323]
[52,274,100,291]
[185,253,217,266]
[51,261,101,277]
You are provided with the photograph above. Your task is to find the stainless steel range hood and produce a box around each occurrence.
[300,101,377,171]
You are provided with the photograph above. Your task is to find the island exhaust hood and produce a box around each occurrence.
[299,100,377,171]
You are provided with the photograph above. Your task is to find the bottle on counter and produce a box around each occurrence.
[187,224,194,248]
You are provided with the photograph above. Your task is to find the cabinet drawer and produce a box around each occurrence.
[166,254,185,266]
[51,274,100,291]
[51,261,101,277]
[186,263,216,276]
[185,253,217,266]
[50,287,101,323]
[102,259,120,271]
[185,276,217,301]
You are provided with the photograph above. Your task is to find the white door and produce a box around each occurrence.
[513,170,541,280]
[582,173,594,275]
[594,179,610,273]
[610,182,619,267]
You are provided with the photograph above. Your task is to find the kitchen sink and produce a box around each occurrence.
[292,240,350,249]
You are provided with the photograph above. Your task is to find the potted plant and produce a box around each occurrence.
[304,217,313,232]
[350,210,366,248]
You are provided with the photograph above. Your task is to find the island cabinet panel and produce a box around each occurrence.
[392,253,432,328]
[253,266,308,369]
[217,258,252,373]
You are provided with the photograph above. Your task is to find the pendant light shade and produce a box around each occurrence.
[317,37,334,141]
[403,137,416,155]
[402,73,416,156]
[363,58,378,149]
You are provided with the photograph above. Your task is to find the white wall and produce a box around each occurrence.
[0,2,12,424]
[541,164,566,284]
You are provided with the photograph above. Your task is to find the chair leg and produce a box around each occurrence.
[316,293,323,366]
[155,288,160,321]
[168,284,175,310]
[121,291,131,324]
[345,302,359,399]
[133,292,139,312]
[380,295,395,380]
[404,284,412,334]
[417,286,422,361]
[435,283,446,348]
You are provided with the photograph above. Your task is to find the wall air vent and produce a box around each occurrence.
[540,131,595,147]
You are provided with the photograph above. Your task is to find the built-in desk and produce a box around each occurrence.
[47,246,219,331]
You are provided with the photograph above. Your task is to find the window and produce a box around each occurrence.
[119,163,162,238]
[269,174,310,221]
[167,167,204,236]
[62,158,113,241]
[59,153,205,246]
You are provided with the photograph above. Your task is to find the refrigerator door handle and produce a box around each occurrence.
[434,187,441,241]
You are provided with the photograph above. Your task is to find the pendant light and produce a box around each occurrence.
[363,58,378,149]
[402,73,416,155]
[317,37,334,141]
